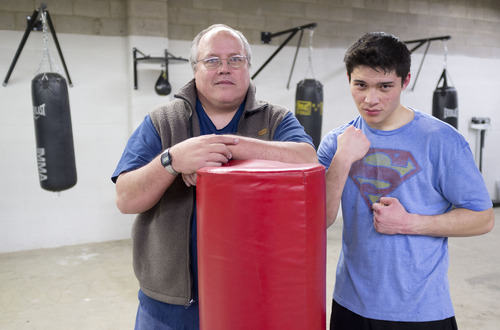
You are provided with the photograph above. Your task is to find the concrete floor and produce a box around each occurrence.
[1,208,499,329]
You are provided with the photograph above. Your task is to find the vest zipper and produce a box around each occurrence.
[185,185,196,310]
[185,298,195,308]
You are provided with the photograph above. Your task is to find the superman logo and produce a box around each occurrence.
[349,148,421,208]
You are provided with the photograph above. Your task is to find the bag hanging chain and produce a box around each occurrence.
[442,40,455,87]
[36,11,60,78]
[443,40,448,70]
[305,28,316,80]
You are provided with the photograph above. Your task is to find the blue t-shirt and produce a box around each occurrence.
[112,99,313,328]
[317,109,492,322]
[111,100,313,182]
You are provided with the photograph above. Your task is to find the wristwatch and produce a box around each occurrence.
[160,148,179,175]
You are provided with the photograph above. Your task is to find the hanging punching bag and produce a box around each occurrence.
[31,72,77,191]
[295,79,323,148]
[154,70,171,96]
[432,68,458,129]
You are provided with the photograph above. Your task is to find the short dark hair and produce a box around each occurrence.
[344,32,411,85]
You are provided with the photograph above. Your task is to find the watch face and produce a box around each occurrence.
[161,149,177,175]
[161,149,172,167]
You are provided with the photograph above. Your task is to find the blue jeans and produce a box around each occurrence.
[134,290,199,330]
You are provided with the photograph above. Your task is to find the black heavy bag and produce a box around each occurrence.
[295,79,323,148]
[432,68,458,129]
[31,72,77,191]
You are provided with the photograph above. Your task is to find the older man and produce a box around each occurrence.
[112,24,317,329]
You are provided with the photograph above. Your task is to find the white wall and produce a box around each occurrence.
[1,31,135,253]
[0,31,498,253]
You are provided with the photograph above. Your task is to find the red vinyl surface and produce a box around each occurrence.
[197,159,326,330]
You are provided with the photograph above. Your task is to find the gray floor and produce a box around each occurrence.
[1,208,499,329]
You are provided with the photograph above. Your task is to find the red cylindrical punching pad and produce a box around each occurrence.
[197,159,326,330]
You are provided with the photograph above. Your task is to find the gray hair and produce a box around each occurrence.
[190,24,252,72]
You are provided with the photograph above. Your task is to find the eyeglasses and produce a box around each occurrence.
[196,55,248,70]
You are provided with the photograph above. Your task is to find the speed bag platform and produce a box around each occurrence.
[32,72,77,191]
[196,159,326,330]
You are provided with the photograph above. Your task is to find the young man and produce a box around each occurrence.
[318,32,494,329]
[111,24,316,329]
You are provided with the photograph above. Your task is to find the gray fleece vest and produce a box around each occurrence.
[132,79,289,305]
